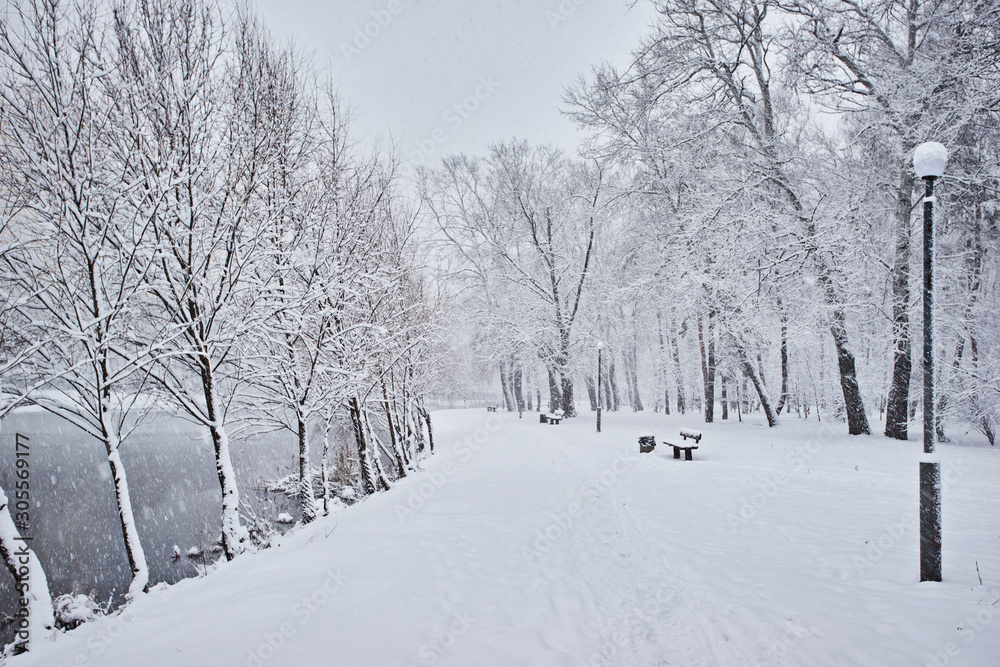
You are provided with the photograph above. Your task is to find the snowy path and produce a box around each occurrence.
[8,409,1000,666]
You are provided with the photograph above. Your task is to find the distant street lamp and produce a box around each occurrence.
[596,342,604,433]
[914,141,947,583]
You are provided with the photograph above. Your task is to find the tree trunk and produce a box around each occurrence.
[774,317,790,415]
[707,317,716,420]
[403,385,425,457]
[585,375,598,411]
[500,361,515,411]
[743,361,777,427]
[364,406,393,489]
[298,412,318,524]
[99,409,149,596]
[421,403,435,453]
[698,316,708,409]
[606,357,621,411]
[885,169,914,440]
[657,312,671,415]
[672,319,686,414]
[806,241,871,435]
[884,335,912,440]
[557,330,576,416]
[982,417,996,446]
[560,373,576,417]
[698,313,716,423]
[320,418,332,515]
[1,485,55,653]
[350,397,380,495]
[513,363,525,413]
[830,314,871,434]
[735,379,743,422]
[720,375,729,420]
[547,366,562,412]
[201,359,249,560]
[624,362,634,409]
[628,345,643,412]
[408,401,426,457]
[381,380,409,476]
[781,154,871,434]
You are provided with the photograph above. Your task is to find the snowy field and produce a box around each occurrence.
[7,409,1000,667]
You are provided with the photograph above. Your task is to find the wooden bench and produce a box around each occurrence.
[680,428,703,443]
[486,405,498,412]
[663,441,698,460]
[542,409,565,425]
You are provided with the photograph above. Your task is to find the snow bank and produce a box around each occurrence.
[8,409,1000,666]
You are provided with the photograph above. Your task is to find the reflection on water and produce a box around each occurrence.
[0,410,299,644]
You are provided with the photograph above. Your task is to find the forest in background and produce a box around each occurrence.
[423,0,1000,445]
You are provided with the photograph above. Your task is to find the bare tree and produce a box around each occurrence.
[0,0,159,595]
[566,0,874,433]
[424,142,603,417]
[111,0,259,559]
[783,0,1000,439]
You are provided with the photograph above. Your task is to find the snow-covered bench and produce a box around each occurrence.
[486,405,498,412]
[662,439,699,460]
[664,430,703,460]
[679,428,702,443]
[541,409,565,425]
[666,429,704,459]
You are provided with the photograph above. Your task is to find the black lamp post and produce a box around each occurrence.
[914,141,947,582]
[596,342,604,433]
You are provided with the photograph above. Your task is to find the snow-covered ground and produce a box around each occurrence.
[8,409,1000,666]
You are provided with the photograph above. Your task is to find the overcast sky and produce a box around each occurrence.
[252,0,657,168]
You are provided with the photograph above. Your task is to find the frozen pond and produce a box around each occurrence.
[0,410,300,644]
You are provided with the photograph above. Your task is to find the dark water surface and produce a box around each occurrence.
[0,409,299,644]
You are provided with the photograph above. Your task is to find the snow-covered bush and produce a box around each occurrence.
[53,593,106,630]
[259,466,358,505]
